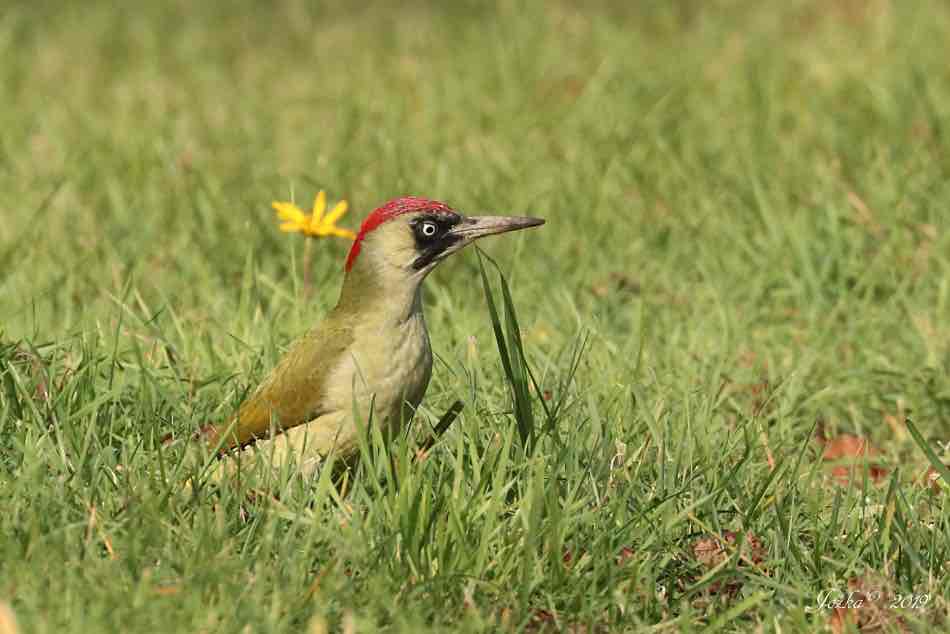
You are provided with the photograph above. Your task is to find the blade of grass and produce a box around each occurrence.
[476,248,535,452]
[905,416,950,486]
[417,399,465,454]
[497,258,536,452]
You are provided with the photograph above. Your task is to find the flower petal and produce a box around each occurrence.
[331,227,357,240]
[310,190,327,228]
[273,202,306,224]
[324,200,349,225]
[279,222,303,233]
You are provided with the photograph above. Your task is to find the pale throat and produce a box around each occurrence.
[336,260,427,327]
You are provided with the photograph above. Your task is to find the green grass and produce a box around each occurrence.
[2,1,950,631]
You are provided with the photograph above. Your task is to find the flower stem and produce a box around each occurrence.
[302,237,314,299]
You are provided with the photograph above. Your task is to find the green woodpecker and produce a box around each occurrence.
[202,196,544,477]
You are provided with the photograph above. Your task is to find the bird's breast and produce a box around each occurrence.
[326,312,433,431]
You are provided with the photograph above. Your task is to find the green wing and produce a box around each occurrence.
[214,314,354,453]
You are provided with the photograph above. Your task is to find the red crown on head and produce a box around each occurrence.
[345,196,456,271]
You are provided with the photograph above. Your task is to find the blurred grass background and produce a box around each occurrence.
[1,0,949,632]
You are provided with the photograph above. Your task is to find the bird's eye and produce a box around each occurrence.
[421,221,438,237]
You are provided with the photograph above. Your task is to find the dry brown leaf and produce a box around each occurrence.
[828,464,889,487]
[616,546,635,567]
[692,536,727,568]
[528,609,557,631]
[821,434,879,461]
[688,531,767,597]
[916,466,945,494]
[818,432,888,487]
[692,530,765,569]
[562,549,574,567]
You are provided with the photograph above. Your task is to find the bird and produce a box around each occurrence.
[200,196,544,478]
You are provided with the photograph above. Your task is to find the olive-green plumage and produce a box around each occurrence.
[201,197,543,478]
[223,311,355,448]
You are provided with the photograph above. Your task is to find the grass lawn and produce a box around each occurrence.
[2,1,949,631]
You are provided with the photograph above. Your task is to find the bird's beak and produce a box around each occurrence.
[450,215,546,242]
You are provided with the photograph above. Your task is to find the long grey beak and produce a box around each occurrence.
[451,215,545,241]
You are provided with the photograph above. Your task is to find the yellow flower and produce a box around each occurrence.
[272,190,356,240]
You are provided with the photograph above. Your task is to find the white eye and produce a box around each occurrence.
[421,222,437,237]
